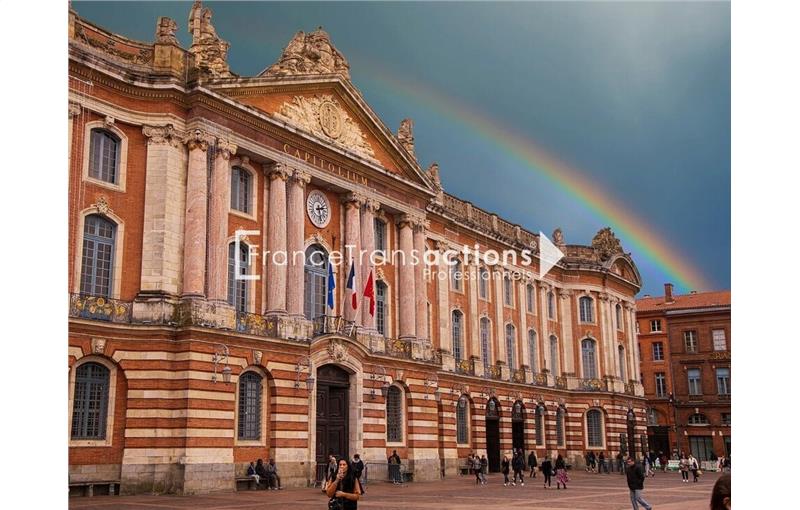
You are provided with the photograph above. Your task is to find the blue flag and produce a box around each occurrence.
[327,261,336,310]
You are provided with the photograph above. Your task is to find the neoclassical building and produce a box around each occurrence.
[68,2,646,495]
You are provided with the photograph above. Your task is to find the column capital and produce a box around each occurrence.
[215,139,238,160]
[341,191,366,208]
[598,292,611,302]
[266,162,292,181]
[183,128,215,152]
[289,169,312,187]
[558,289,573,299]
[623,301,636,311]
[363,197,381,214]
[68,102,82,118]
[397,212,427,230]
[142,124,185,147]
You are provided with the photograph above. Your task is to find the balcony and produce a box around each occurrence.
[578,378,609,392]
[511,368,526,384]
[69,294,131,323]
[235,311,278,337]
[485,364,503,381]
[555,375,568,390]
[456,358,475,376]
[384,337,413,360]
[532,372,548,387]
[311,315,356,338]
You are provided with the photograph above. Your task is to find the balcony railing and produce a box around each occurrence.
[456,358,474,376]
[485,364,503,381]
[512,368,526,383]
[532,372,548,387]
[555,375,568,390]
[236,311,278,338]
[385,338,412,359]
[69,294,131,323]
[578,378,608,392]
[312,315,356,338]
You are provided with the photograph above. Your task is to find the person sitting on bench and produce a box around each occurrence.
[247,461,260,487]
[266,458,283,490]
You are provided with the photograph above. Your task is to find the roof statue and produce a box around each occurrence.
[187,0,233,78]
[426,163,443,192]
[156,17,179,45]
[262,27,350,79]
[591,227,623,261]
[398,118,416,160]
[552,228,565,247]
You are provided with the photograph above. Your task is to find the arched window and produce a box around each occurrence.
[230,166,252,214]
[618,345,627,380]
[456,396,469,444]
[688,413,709,425]
[547,291,555,319]
[535,404,545,445]
[549,335,559,376]
[304,244,328,319]
[451,259,463,291]
[89,128,120,183]
[376,281,387,335]
[386,385,403,442]
[228,242,249,312]
[505,324,516,369]
[556,406,566,446]
[480,317,491,370]
[616,303,623,330]
[71,362,110,439]
[581,338,598,379]
[528,330,538,372]
[526,284,535,312]
[452,310,464,363]
[238,371,263,440]
[503,274,513,306]
[80,215,116,298]
[479,267,489,299]
[579,296,594,323]
[586,409,604,448]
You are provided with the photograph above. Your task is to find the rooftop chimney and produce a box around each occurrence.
[664,283,674,303]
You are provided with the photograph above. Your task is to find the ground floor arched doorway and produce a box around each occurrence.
[511,400,526,454]
[315,364,350,464]
[485,398,501,472]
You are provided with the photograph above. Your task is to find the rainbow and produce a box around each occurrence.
[354,61,712,293]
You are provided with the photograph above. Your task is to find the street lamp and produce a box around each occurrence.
[211,344,231,383]
[294,356,312,392]
[369,365,388,400]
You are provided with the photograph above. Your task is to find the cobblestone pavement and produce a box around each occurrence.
[69,470,720,510]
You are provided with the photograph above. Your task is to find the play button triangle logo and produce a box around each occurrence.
[539,231,564,279]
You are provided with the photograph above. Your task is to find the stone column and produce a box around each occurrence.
[360,198,380,331]
[286,168,310,317]
[539,284,552,373]
[182,130,213,298]
[559,289,575,375]
[266,163,291,316]
[518,277,529,373]
[342,193,364,325]
[468,263,480,367]
[494,269,506,364]
[597,293,612,378]
[397,215,416,340]
[413,219,428,341]
[436,241,451,368]
[206,140,237,302]
[625,303,639,381]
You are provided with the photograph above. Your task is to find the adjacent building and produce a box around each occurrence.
[638,284,731,461]
[68,2,647,495]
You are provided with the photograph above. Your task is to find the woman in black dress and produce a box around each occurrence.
[501,455,511,486]
[325,458,362,510]
[540,454,553,489]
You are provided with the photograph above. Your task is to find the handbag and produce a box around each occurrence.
[328,497,344,510]
[696,469,703,476]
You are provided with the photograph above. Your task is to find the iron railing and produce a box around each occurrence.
[485,364,503,381]
[578,378,608,392]
[236,311,278,338]
[555,375,568,390]
[312,315,356,338]
[69,293,131,323]
[455,358,474,376]
[385,338,413,359]
[511,368,526,383]
[532,372,548,387]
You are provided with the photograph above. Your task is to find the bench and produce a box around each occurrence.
[235,476,260,491]
[458,463,472,475]
[400,465,414,483]
[68,480,120,497]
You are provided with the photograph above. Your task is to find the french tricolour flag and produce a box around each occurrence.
[345,260,358,312]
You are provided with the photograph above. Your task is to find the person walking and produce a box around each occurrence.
[679,453,690,483]
[501,455,511,486]
[625,456,653,510]
[388,449,402,485]
[326,458,362,510]
[541,454,553,489]
[617,452,625,475]
[352,453,365,493]
[512,449,525,486]
[599,452,609,474]
[472,454,486,485]
[480,454,488,478]
[527,450,538,478]
[555,453,569,489]
[688,453,700,482]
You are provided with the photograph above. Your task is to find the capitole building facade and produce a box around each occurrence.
[68,2,647,495]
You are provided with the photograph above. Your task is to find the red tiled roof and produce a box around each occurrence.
[636,290,730,313]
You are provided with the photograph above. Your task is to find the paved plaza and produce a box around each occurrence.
[69,470,721,510]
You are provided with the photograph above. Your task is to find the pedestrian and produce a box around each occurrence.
[588,451,597,473]
[472,454,485,485]
[599,451,609,474]
[246,460,260,487]
[643,455,654,479]
[688,453,700,482]
[480,454,488,478]
[352,453,364,493]
[388,449,402,485]
[512,449,525,486]
[710,473,731,510]
[528,450,538,478]
[326,458,362,510]
[617,452,625,475]
[541,454,553,489]
[555,453,569,489]
[501,454,511,486]
[679,453,690,483]
[625,456,653,510]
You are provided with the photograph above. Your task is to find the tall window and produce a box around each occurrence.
[452,311,464,363]
[71,362,110,440]
[716,368,730,395]
[712,329,727,351]
[505,324,516,369]
[650,320,662,332]
[386,386,403,442]
[579,296,594,323]
[581,339,597,379]
[655,373,667,397]
[304,244,328,319]
[535,405,545,445]
[556,406,566,446]
[684,331,698,353]
[503,275,513,306]
[228,242,249,312]
[687,368,702,395]
[721,413,731,426]
[376,281,387,335]
[480,317,491,370]
[451,259,463,291]
[547,292,555,319]
[618,345,626,380]
[688,413,709,425]
[652,342,664,361]
[526,284,535,312]
[230,166,252,214]
[374,218,387,254]
[80,215,116,298]
[478,267,489,299]
[586,409,604,448]
[89,129,119,183]
[456,396,469,444]
[616,303,623,330]
[238,371,262,440]
[549,335,559,375]
[528,330,538,372]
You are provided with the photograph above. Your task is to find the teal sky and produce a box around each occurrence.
[73,1,731,296]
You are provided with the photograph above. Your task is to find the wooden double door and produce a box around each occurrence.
[315,365,350,464]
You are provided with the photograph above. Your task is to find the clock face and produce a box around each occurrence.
[306,190,331,228]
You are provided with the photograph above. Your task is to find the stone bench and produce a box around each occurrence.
[235,476,261,491]
[68,480,120,497]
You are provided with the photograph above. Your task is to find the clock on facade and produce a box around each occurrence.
[306,189,331,228]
